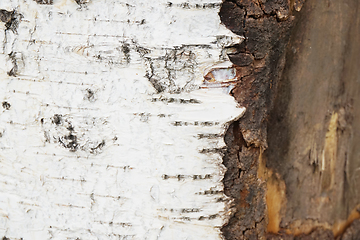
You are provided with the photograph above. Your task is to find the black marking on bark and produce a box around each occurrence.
[7,52,18,77]
[84,88,95,102]
[161,208,201,213]
[171,121,220,126]
[0,10,13,24]
[151,97,201,104]
[182,208,200,213]
[166,2,220,9]
[52,114,62,125]
[0,9,22,33]
[121,43,131,64]
[90,140,105,154]
[162,174,212,180]
[59,130,78,152]
[49,116,79,151]
[44,115,110,154]
[145,61,165,93]
[33,0,53,4]
[193,174,212,180]
[196,189,223,195]
[199,147,226,154]
[182,44,212,49]
[74,0,89,7]
[1,11,23,76]
[135,45,151,57]
[2,101,11,110]
[197,133,223,139]
[180,216,191,221]
[177,175,184,181]
[209,214,218,219]
[198,214,219,221]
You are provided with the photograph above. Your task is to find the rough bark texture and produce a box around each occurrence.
[220,0,300,239]
[1,0,359,239]
[220,0,360,239]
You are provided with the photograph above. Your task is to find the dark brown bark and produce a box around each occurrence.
[220,0,360,239]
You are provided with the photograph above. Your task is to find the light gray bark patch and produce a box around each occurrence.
[144,47,198,93]
[85,41,135,66]
[42,114,109,154]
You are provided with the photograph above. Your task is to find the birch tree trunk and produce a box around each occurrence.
[0,0,245,239]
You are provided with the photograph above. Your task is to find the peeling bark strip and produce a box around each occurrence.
[0,1,246,239]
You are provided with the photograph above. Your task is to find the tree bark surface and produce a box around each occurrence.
[0,1,245,239]
[220,0,360,239]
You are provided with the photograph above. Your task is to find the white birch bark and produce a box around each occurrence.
[0,0,245,239]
